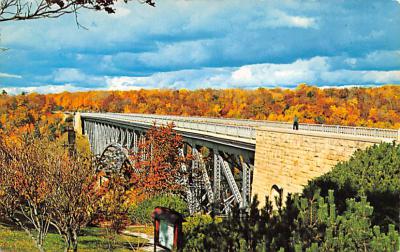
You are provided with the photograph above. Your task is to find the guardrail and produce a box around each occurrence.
[81,113,256,140]
[81,113,399,141]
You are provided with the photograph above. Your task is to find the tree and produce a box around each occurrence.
[0,135,57,251]
[97,174,131,251]
[0,134,102,252]
[0,0,155,22]
[129,123,187,199]
[49,153,100,252]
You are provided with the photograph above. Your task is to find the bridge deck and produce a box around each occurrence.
[80,113,399,142]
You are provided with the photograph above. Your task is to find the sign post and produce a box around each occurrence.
[152,207,184,251]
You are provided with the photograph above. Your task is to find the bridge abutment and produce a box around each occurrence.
[252,126,393,207]
[73,112,83,135]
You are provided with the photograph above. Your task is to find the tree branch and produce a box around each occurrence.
[0,0,155,22]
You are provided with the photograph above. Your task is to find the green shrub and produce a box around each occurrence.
[129,194,188,225]
[182,192,400,251]
[183,214,220,236]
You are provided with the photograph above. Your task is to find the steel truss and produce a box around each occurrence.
[83,120,253,215]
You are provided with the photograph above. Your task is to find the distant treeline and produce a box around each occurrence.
[1,84,400,136]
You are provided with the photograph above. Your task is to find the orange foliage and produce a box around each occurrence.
[1,84,400,132]
[0,92,63,137]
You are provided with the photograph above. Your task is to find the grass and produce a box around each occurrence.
[0,224,148,252]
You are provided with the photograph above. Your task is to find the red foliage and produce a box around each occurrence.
[129,123,187,198]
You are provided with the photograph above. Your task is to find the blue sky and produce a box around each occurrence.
[0,0,399,93]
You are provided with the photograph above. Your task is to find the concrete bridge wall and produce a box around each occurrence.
[252,127,396,207]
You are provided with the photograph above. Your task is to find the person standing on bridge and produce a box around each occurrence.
[293,115,299,130]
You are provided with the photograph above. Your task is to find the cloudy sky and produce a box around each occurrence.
[0,0,399,93]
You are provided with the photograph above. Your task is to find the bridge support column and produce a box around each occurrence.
[241,161,251,209]
[114,126,118,144]
[133,131,138,154]
[189,146,201,213]
[139,133,146,160]
[108,126,113,144]
[213,149,221,207]
[98,123,102,150]
[86,121,93,153]
[94,123,99,155]
[126,130,132,149]
[120,128,126,146]
[100,124,107,154]
[90,122,95,153]
[105,125,111,144]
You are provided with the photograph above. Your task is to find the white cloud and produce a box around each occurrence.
[103,56,400,90]
[53,68,87,82]
[0,72,22,78]
[330,50,400,70]
[51,68,107,86]
[138,40,212,67]
[111,4,131,18]
[2,84,83,94]
[362,50,400,68]
[248,9,317,29]
[321,70,400,84]
[5,56,399,93]
[289,16,316,28]
[104,67,234,90]
[105,77,145,91]
[232,67,253,82]
[229,57,329,86]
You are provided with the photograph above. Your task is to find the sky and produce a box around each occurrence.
[0,0,399,94]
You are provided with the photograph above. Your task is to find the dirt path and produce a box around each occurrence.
[122,230,168,252]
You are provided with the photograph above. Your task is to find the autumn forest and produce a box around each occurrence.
[1,84,400,137]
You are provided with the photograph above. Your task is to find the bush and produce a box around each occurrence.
[182,192,399,251]
[183,214,220,236]
[305,142,400,229]
[129,194,188,225]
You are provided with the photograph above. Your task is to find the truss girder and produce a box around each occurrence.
[82,119,254,215]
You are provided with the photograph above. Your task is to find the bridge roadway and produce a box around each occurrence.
[77,112,399,214]
[81,112,398,147]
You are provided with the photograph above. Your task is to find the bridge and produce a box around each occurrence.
[74,112,399,213]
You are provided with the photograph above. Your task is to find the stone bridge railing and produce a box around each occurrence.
[80,113,399,141]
